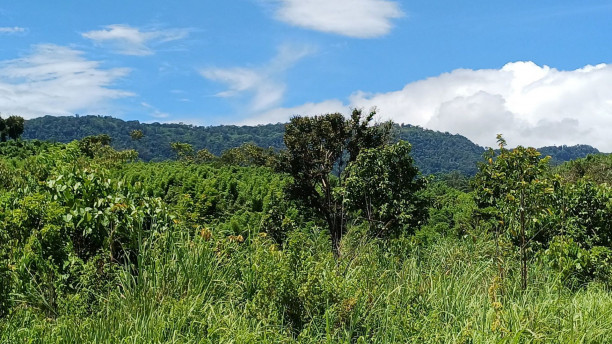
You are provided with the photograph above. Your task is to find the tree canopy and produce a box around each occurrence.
[283,109,416,252]
[344,141,428,238]
[0,115,25,141]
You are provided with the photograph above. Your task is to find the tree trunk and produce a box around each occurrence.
[520,188,527,290]
[328,212,344,257]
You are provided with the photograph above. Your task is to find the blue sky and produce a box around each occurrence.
[1,0,612,150]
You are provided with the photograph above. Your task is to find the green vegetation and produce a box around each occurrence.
[23,115,601,175]
[556,153,612,184]
[283,110,398,252]
[1,118,611,343]
[344,141,427,238]
[23,115,286,162]
[0,115,25,142]
[396,124,486,175]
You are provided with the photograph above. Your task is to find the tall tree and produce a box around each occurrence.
[473,135,555,289]
[283,109,392,254]
[344,141,427,238]
[5,116,24,141]
[170,142,194,160]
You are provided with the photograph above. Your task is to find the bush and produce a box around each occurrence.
[543,236,612,288]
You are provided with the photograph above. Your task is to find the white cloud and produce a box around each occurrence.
[0,26,26,34]
[201,44,314,111]
[82,24,189,56]
[141,102,169,118]
[250,61,612,151]
[0,44,132,119]
[349,61,612,150]
[271,0,404,38]
[239,99,346,125]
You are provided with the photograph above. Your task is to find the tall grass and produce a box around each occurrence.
[2,226,611,343]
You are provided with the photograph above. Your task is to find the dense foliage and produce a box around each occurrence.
[0,115,25,142]
[23,115,286,161]
[539,145,601,166]
[1,126,611,342]
[473,136,612,290]
[344,141,427,238]
[283,110,398,252]
[23,115,602,175]
[556,153,612,184]
[396,124,486,175]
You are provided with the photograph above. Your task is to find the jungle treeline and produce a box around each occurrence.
[0,111,610,342]
[23,114,599,176]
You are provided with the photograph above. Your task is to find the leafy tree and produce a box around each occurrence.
[0,115,25,141]
[345,109,394,166]
[196,148,216,163]
[344,141,427,238]
[283,109,392,253]
[550,179,612,249]
[170,142,194,160]
[5,116,24,141]
[473,135,555,289]
[130,129,144,141]
[78,134,112,158]
[219,142,280,168]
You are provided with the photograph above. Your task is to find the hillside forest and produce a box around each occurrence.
[0,110,611,342]
[23,115,599,176]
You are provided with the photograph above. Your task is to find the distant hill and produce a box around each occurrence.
[23,115,285,161]
[22,115,600,176]
[396,124,486,175]
[538,145,601,166]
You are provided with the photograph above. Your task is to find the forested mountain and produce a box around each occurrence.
[23,115,601,175]
[23,115,285,161]
[396,124,486,175]
[539,144,601,165]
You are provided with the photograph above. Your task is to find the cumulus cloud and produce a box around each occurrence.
[0,26,26,34]
[428,92,518,145]
[349,61,612,150]
[0,44,132,118]
[239,99,346,125]
[253,61,612,151]
[82,24,189,55]
[270,0,404,38]
[201,44,314,111]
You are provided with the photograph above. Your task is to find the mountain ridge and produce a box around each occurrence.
[22,115,601,175]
